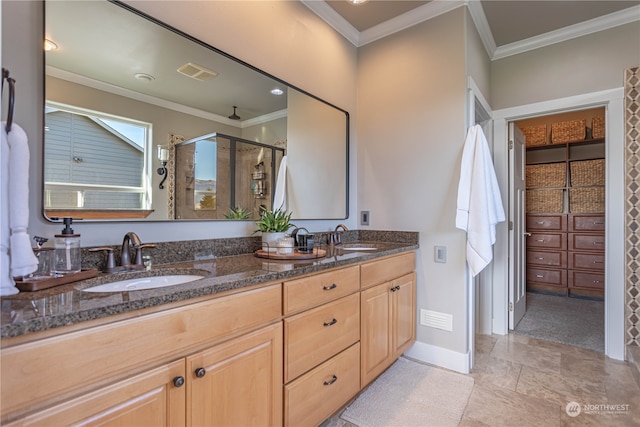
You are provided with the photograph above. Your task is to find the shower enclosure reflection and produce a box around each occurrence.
[174,133,285,220]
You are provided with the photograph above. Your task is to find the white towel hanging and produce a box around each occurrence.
[456,125,505,276]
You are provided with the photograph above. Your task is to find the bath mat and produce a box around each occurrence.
[341,357,474,427]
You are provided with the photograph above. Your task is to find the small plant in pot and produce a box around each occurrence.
[224,206,252,220]
[254,208,295,252]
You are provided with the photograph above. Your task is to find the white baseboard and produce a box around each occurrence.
[403,341,470,374]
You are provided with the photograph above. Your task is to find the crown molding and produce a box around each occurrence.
[358,0,466,46]
[493,5,640,60]
[300,0,361,46]
[304,1,640,60]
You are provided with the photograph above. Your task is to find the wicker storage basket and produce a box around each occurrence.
[526,163,566,188]
[592,116,605,139]
[526,189,564,213]
[570,159,605,187]
[569,187,605,213]
[551,119,586,144]
[520,124,547,147]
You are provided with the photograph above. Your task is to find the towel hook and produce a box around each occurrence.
[1,68,15,133]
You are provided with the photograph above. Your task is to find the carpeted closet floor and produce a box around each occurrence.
[513,291,604,353]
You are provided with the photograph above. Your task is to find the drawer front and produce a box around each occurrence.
[285,293,360,382]
[569,270,605,290]
[361,251,416,289]
[526,233,566,250]
[569,214,605,232]
[568,233,605,252]
[568,252,605,271]
[284,343,360,427]
[284,265,360,315]
[526,215,567,232]
[527,250,566,268]
[526,267,566,287]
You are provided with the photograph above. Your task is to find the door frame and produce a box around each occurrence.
[491,87,625,361]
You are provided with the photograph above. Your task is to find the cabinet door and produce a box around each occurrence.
[6,360,186,427]
[186,322,283,427]
[360,282,393,388]
[392,273,416,358]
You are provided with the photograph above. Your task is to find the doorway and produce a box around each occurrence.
[490,88,625,361]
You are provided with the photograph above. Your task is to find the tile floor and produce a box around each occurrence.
[325,334,640,427]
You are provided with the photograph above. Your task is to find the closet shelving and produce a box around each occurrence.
[522,109,605,299]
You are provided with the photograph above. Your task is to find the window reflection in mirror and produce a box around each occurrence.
[44,101,152,218]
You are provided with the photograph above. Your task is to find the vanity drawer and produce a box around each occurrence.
[284,343,360,427]
[568,233,605,252]
[526,233,567,250]
[284,265,360,315]
[568,270,604,290]
[284,293,360,382]
[568,252,605,271]
[569,214,605,232]
[526,214,567,232]
[526,266,566,287]
[527,250,566,268]
[361,251,416,289]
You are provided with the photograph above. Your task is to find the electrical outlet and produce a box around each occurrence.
[360,210,370,226]
[434,245,447,263]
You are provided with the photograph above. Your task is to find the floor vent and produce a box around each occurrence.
[420,309,453,331]
[177,62,218,81]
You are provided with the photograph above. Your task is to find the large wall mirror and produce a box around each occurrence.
[43,0,348,222]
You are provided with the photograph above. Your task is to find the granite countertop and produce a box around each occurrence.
[0,241,418,340]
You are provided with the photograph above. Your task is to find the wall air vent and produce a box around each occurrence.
[177,62,218,81]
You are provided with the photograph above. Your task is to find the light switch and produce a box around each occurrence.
[434,245,447,263]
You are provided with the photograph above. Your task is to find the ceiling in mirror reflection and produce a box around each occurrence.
[45,0,288,123]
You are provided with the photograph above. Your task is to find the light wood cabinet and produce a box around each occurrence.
[187,322,283,427]
[4,359,187,427]
[360,272,416,388]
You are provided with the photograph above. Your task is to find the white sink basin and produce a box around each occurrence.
[340,244,378,251]
[82,275,204,292]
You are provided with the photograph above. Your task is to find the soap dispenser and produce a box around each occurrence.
[54,217,81,275]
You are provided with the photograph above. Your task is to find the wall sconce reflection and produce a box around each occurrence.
[157,145,170,189]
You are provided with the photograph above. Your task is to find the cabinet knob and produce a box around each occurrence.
[173,376,185,387]
[323,283,337,291]
[323,375,338,386]
[323,318,338,327]
[195,367,206,378]
[390,285,400,292]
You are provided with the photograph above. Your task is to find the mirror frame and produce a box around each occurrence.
[43,0,349,222]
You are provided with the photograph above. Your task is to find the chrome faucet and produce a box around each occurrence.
[121,232,142,267]
[329,224,349,245]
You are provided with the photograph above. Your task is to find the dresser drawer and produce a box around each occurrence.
[527,250,566,268]
[569,214,605,232]
[284,293,360,382]
[526,233,567,250]
[568,252,605,271]
[526,215,567,232]
[284,265,360,315]
[568,270,604,290]
[526,267,566,287]
[361,251,416,289]
[568,233,605,252]
[284,343,360,427]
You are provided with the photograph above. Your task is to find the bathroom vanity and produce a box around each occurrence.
[0,240,417,426]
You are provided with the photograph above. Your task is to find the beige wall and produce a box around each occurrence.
[357,7,471,354]
[491,21,640,109]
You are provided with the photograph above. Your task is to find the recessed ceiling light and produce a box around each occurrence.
[44,39,58,51]
[348,0,369,4]
[134,73,155,82]
[271,88,284,96]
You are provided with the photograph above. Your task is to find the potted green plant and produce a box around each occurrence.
[224,206,252,220]
[254,208,295,252]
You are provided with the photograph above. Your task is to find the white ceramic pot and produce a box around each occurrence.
[261,232,285,253]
